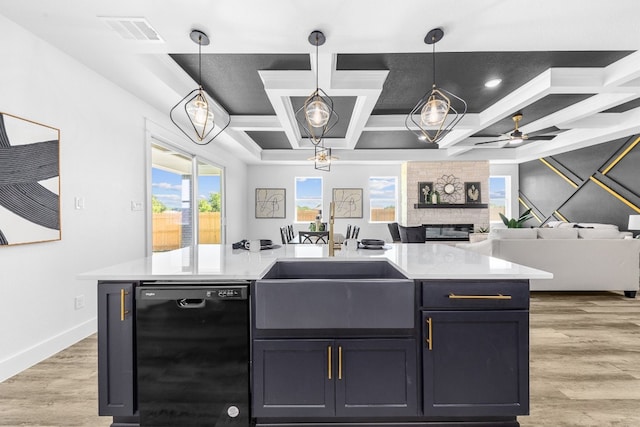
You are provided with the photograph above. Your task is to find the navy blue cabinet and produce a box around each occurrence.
[97,281,137,417]
[421,310,529,417]
[252,338,417,419]
[420,280,529,418]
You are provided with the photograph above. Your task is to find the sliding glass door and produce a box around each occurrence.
[150,143,223,253]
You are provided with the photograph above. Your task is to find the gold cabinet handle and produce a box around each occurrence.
[448,293,512,300]
[338,346,343,380]
[120,289,129,321]
[424,317,433,351]
[328,345,332,380]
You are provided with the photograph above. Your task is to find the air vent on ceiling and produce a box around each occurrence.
[99,17,163,42]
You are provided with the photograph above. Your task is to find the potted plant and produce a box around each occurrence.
[499,208,533,228]
[469,226,490,243]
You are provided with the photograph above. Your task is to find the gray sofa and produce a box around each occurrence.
[457,226,640,297]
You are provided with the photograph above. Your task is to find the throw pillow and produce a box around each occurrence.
[537,228,579,239]
[492,228,538,239]
[578,229,623,239]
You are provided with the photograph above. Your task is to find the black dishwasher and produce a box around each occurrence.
[136,282,250,426]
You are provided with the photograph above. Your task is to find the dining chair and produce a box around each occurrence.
[345,225,352,239]
[287,225,295,243]
[387,222,401,242]
[279,227,287,244]
[398,225,425,243]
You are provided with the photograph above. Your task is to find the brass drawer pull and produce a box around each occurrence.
[338,346,343,380]
[449,293,512,300]
[120,289,130,321]
[424,317,433,351]
[328,345,332,380]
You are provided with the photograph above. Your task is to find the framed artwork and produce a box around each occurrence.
[465,182,481,203]
[255,188,286,218]
[418,182,433,204]
[332,188,363,218]
[0,112,60,246]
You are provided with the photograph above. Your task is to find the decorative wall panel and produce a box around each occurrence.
[518,135,640,232]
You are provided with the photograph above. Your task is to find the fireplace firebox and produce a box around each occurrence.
[422,223,474,242]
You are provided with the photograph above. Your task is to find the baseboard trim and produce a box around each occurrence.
[0,317,97,382]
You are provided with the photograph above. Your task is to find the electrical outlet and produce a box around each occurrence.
[131,201,143,211]
[74,295,85,310]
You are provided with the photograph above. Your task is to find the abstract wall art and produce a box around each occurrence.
[255,188,286,218]
[332,188,363,218]
[0,112,60,246]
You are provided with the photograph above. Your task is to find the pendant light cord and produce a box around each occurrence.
[432,35,436,89]
[315,33,319,91]
[198,35,203,88]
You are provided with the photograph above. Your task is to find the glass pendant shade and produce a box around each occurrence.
[420,95,448,126]
[186,91,214,128]
[305,97,331,128]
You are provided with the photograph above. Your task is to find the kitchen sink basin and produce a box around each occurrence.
[255,260,414,330]
[261,259,408,280]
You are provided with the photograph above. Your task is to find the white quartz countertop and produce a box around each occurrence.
[80,243,552,281]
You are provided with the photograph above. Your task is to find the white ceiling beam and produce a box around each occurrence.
[521,92,640,133]
[558,112,636,129]
[604,50,640,88]
[515,108,640,163]
[229,115,282,131]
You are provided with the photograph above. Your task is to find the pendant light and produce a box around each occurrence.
[170,30,230,145]
[405,28,467,144]
[307,142,338,172]
[295,30,339,145]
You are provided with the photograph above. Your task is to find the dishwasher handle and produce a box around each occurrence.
[176,298,206,309]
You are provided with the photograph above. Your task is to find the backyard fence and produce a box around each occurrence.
[152,211,221,252]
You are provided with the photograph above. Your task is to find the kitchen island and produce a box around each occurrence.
[83,243,551,427]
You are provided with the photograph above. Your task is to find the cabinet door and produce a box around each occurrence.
[253,339,334,418]
[422,311,529,417]
[335,339,417,417]
[97,282,136,416]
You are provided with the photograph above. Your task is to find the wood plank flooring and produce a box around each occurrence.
[0,291,639,426]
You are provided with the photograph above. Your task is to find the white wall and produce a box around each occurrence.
[490,163,519,222]
[247,163,402,244]
[0,15,247,381]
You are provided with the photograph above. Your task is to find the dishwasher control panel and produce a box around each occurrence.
[208,288,245,299]
[137,284,248,301]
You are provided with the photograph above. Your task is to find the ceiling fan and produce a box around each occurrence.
[474,112,555,146]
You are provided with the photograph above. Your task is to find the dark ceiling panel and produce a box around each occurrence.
[246,131,292,150]
[602,97,640,113]
[170,54,310,115]
[337,51,632,114]
[355,131,438,149]
[472,94,593,137]
[290,96,356,138]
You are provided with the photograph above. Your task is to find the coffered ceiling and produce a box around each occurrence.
[2,0,640,165]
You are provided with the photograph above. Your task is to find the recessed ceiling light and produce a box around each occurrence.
[484,78,502,88]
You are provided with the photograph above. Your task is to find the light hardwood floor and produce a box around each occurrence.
[1,292,639,426]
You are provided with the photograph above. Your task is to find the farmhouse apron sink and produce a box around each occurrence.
[255,260,414,330]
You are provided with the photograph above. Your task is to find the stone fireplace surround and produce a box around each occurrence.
[401,161,490,231]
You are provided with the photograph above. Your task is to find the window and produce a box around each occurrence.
[369,177,397,222]
[489,176,511,224]
[150,143,223,253]
[295,177,322,222]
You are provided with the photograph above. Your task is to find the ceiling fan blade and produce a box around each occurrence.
[474,137,509,146]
